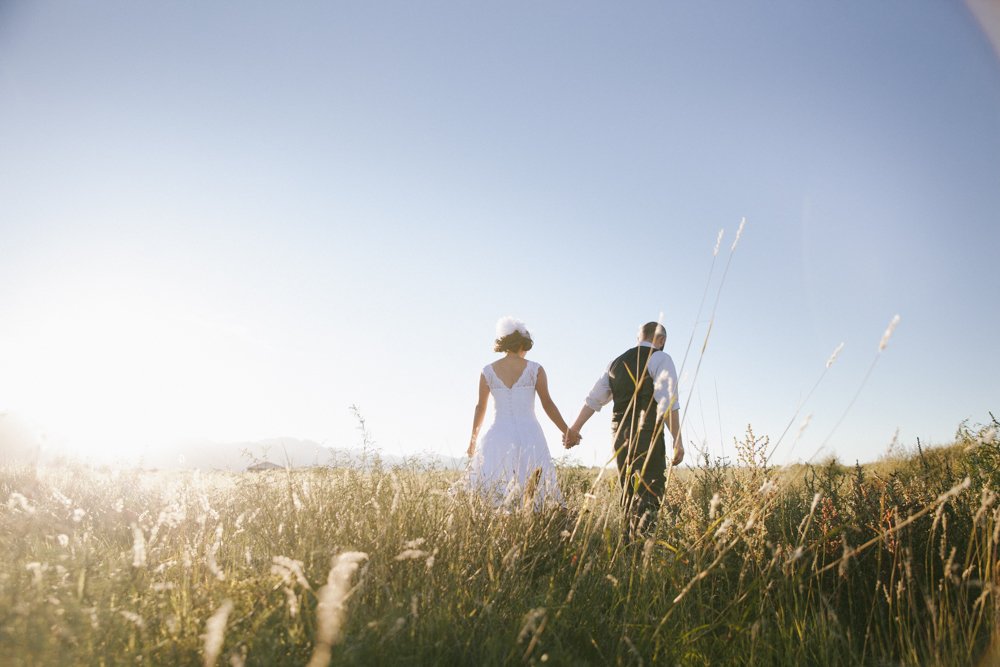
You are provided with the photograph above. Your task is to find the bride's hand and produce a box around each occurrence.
[563,428,581,449]
[467,438,476,457]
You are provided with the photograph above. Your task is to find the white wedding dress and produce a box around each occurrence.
[467,360,564,508]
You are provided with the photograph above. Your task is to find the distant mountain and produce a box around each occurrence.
[88,437,465,471]
[0,416,466,471]
[135,437,342,470]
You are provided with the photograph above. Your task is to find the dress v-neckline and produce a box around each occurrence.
[491,361,529,390]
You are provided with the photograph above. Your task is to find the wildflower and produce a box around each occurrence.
[72,508,86,523]
[982,427,997,445]
[425,549,438,571]
[878,314,901,352]
[394,549,429,561]
[759,480,777,496]
[606,574,619,587]
[57,534,69,548]
[201,600,233,667]
[713,229,725,256]
[307,551,368,667]
[403,538,426,549]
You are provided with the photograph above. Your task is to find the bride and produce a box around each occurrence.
[466,317,570,507]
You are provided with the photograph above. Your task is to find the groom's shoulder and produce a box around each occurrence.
[653,349,677,366]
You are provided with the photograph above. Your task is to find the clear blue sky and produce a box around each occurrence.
[1,1,998,466]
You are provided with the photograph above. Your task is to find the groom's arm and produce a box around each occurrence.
[565,372,612,448]
[664,408,684,466]
[570,405,596,431]
[651,352,684,465]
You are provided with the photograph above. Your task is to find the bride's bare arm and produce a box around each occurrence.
[468,373,490,456]
[536,366,570,435]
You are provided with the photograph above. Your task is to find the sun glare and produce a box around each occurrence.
[1,290,263,461]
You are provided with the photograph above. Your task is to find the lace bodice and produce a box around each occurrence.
[483,361,539,424]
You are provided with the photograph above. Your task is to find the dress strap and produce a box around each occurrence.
[526,360,540,385]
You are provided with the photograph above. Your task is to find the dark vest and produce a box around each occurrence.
[608,345,659,433]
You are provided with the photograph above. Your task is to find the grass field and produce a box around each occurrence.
[2,414,999,665]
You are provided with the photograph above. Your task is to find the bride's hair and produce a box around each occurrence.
[494,316,533,353]
[494,330,533,353]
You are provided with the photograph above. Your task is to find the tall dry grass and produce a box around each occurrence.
[1,413,999,665]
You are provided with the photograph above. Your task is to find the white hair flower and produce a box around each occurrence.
[496,316,530,339]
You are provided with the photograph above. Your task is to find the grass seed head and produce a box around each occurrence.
[878,314,901,352]
[307,551,369,667]
[826,342,845,368]
[201,600,233,667]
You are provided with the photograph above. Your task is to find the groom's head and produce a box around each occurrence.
[638,321,667,350]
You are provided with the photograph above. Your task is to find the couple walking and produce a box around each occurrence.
[467,317,684,534]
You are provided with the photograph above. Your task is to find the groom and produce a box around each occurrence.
[564,322,684,537]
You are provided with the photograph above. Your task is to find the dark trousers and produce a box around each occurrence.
[613,425,667,537]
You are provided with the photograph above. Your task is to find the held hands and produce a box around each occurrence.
[563,428,582,449]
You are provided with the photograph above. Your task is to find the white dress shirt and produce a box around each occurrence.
[584,341,680,418]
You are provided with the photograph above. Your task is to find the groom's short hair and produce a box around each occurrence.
[639,322,667,341]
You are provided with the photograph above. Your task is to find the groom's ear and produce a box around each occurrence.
[653,334,666,349]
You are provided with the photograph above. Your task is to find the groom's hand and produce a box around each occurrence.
[671,442,685,466]
[563,428,581,449]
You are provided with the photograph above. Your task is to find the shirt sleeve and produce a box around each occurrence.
[584,370,613,412]
[650,352,680,417]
